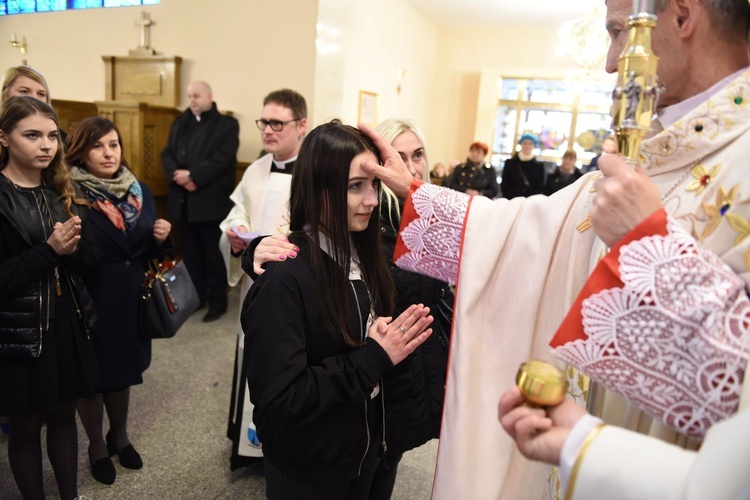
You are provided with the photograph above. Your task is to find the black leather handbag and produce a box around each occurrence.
[139,257,200,339]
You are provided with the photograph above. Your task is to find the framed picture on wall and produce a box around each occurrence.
[358,91,378,127]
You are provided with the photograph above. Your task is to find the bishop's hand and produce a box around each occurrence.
[591,154,663,248]
[358,123,415,199]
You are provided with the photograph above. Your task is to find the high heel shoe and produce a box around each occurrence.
[106,430,143,470]
[88,448,116,485]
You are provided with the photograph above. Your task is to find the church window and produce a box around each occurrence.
[1,0,158,15]
[492,76,615,168]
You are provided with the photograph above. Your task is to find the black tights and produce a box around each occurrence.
[8,399,79,500]
[77,387,131,460]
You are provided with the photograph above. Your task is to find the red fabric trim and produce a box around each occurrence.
[393,178,425,262]
[550,209,670,348]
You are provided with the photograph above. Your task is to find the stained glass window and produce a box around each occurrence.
[1,0,158,15]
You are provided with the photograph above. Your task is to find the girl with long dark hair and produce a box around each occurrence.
[241,121,433,499]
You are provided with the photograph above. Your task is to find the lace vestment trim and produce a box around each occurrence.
[394,183,470,286]
[555,218,750,439]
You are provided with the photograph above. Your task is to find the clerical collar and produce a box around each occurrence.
[271,156,297,175]
[657,66,748,129]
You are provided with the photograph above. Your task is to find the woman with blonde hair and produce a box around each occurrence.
[1,65,69,144]
[0,95,99,500]
[1,66,51,104]
[369,117,451,499]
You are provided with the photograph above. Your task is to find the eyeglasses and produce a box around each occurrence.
[255,118,299,131]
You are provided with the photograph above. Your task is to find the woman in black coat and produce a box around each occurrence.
[67,117,172,485]
[0,96,99,500]
[501,133,546,199]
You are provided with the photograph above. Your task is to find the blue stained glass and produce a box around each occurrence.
[3,0,157,13]
[105,0,139,6]
[71,0,103,7]
[35,0,65,11]
[7,0,37,13]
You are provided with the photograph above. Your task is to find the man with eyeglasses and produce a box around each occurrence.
[162,80,239,323]
[219,88,307,468]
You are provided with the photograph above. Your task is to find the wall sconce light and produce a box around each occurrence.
[10,33,27,54]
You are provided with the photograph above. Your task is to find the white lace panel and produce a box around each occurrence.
[555,218,750,439]
[394,183,469,286]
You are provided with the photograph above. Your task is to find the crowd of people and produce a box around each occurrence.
[2,0,750,498]
[433,134,616,200]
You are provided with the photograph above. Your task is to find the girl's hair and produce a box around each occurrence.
[374,117,430,228]
[0,96,86,216]
[289,120,394,346]
[65,116,129,170]
[1,66,51,104]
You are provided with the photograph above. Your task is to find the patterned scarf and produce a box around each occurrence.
[71,165,142,234]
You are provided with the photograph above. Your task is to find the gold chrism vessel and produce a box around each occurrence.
[516,360,568,407]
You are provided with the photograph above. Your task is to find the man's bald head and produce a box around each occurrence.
[187,81,214,116]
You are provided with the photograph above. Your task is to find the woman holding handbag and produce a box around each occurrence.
[66,117,172,485]
[241,120,434,499]
[0,96,99,500]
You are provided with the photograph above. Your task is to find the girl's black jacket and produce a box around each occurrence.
[0,177,99,357]
[241,232,393,482]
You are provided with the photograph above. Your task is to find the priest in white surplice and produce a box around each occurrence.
[220,89,307,469]
[359,0,750,497]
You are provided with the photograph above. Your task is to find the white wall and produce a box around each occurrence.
[1,2,611,169]
[0,0,319,162]
[314,0,438,148]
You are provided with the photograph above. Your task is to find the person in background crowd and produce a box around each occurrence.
[447,160,460,176]
[161,80,239,323]
[544,150,583,195]
[241,121,433,499]
[430,162,448,185]
[1,66,49,104]
[2,65,67,143]
[500,133,546,199]
[0,96,99,500]
[68,117,172,485]
[447,141,498,198]
[584,136,617,173]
